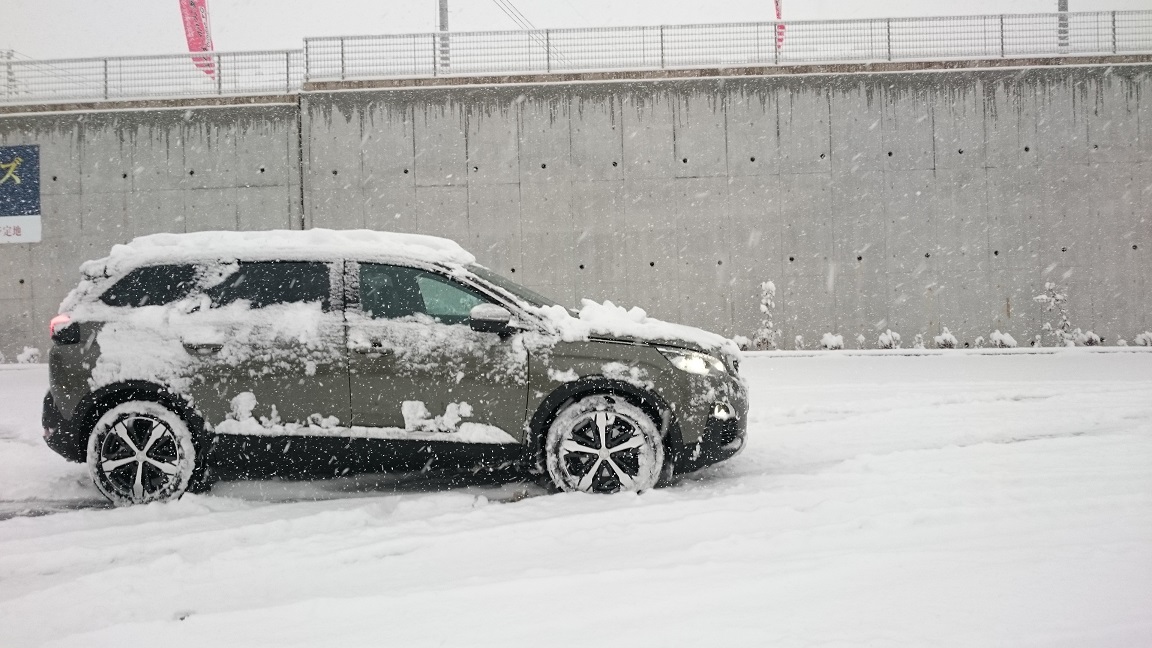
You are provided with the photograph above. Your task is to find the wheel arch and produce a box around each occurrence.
[525,376,683,474]
[73,381,206,450]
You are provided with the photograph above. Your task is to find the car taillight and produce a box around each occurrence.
[49,314,70,337]
[48,313,70,338]
[49,314,80,344]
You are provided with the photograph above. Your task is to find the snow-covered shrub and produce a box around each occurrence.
[973,336,985,349]
[1073,329,1102,346]
[16,347,40,364]
[1035,282,1074,346]
[877,329,902,349]
[1137,332,1152,347]
[1117,339,1128,346]
[752,281,781,350]
[820,333,844,350]
[855,334,866,349]
[732,335,753,351]
[934,328,957,349]
[794,335,805,350]
[912,333,925,349]
[989,330,1017,348]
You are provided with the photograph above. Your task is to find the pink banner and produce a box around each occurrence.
[774,0,786,50]
[180,0,215,78]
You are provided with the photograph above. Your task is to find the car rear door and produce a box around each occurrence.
[188,260,349,431]
[345,261,527,445]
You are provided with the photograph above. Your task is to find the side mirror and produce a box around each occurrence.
[469,303,512,334]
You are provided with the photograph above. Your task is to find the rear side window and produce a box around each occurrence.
[100,264,197,307]
[206,261,331,310]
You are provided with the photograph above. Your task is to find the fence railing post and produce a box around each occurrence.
[1000,15,1005,58]
[340,37,346,80]
[431,34,438,76]
[1112,11,1118,53]
[546,29,552,73]
[660,25,666,68]
[102,58,108,99]
[886,19,892,61]
[285,51,291,93]
[216,54,222,94]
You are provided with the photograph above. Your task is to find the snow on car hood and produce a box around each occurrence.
[534,300,739,356]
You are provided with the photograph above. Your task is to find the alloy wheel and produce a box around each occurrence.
[555,408,658,493]
[95,414,184,502]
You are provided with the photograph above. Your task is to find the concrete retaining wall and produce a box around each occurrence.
[302,65,1150,348]
[0,103,300,360]
[0,63,1148,358]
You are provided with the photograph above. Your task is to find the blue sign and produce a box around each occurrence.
[0,145,40,217]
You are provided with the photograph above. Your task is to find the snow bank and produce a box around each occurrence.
[3,352,1152,646]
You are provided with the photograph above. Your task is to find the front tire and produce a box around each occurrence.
[545,394,664,494]
[87,401,198,506]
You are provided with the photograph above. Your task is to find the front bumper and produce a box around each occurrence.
[674,405,747,473]
[42,391,86,463]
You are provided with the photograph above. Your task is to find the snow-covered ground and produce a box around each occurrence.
[1,350,1151,647]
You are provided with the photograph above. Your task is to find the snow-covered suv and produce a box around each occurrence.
[42,230,747,505]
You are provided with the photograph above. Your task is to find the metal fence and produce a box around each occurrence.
[3,11,1151,106]
[305,11,1152,81]
[1,49,302,106]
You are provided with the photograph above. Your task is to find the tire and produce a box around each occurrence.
[545,394,664,494]
[87,401,198,506]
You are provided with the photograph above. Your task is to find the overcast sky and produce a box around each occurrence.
[3,0,1149,59]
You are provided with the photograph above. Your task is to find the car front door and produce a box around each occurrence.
[345,261,528,445]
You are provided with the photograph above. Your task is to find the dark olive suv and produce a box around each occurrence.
[42,230,747,505]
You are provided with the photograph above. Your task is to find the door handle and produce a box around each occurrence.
[350,343,393,355]
[183,342,223,355]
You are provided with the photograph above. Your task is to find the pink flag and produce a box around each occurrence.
[774,0,786,50]
[180,0,215,78]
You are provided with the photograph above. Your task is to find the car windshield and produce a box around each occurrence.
[467,264,565,309]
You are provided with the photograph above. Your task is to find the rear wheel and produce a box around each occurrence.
[87,401,197,506]
[545,394,664,494]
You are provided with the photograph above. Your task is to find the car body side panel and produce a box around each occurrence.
[527,340,692,437]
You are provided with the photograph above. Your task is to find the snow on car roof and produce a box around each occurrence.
[80,229,476,276]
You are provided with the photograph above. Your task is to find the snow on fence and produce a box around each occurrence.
[2,11,1151,105]
[304,11,1152,82]
[1,50,303,106]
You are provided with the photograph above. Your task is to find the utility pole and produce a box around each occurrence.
[1058,0,1069,49]
[438,0,450,71]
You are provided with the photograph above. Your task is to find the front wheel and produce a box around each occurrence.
[87,401,198,506]
[545,394,664,494]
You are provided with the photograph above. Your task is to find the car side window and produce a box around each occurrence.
[206,261,331,310]
[360,264,487,325]
[100,264,198,307]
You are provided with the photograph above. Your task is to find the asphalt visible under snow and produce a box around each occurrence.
[1,350,1150,647]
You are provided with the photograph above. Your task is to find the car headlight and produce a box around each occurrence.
[657,347,727,375]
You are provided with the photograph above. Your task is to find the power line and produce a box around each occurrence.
[500,0,539,30]
[490,0,532,31]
